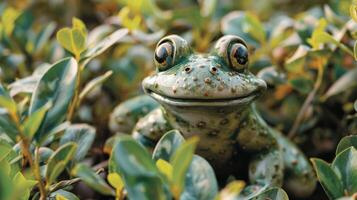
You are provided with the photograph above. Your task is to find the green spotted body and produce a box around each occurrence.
[110,35,316,197]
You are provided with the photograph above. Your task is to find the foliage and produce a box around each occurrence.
[0,0,356,199]
[311,135,357,199]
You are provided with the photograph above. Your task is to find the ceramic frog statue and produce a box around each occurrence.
[109,35,316,197]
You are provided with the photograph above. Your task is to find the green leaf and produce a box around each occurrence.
[336,136,357,156]
[51,190,80,200]
[110,136,170,200]
[22,102,51,140]
[311,158,344,199]
[33,22,56,54]
[12,172,37,200]
[252,187,289,200]
[152,130,185,162]
[217,180,245,200]
[350,4,357,22]
[107,173,124,191]
[56,28,86,58]
[1,7,20,35]
[0,141,13,162]
[0,163,13,200]
[0,84,17,118]
[221,11,261,47]
[59,124,96,162]
[0,112,18,142]
[180,155,218,200]
[46,142,77,185]
[242,12,266,44]
[323,68,357,100]
[170,137,199,199]
[331,147,357,195]
[72,17,87,37]
[285,45,310,73]
[29,57,78,144]
[79,28,128,67]
[312,32,353,56]
[79,70,113,101]
[72,163,115,196]
[353,40,357,60]
[289,77,313,94]
[156,159,173,181]
[199,0,217,17]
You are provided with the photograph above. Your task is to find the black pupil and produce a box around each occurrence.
[155,45,169,64]
[234,45,248,65]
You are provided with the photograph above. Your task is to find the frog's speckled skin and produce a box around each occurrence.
[110,35,316,197]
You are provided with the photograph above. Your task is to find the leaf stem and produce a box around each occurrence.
[67,59,82,121]
[288,59,324,138]
[11,112,47,199]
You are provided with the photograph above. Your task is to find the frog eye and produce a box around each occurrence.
[229,43,248,71]
[154,42,174,71]
[154,35,191,71]
[214,35,249,72]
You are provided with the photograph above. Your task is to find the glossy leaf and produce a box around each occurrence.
[156,159,173,181]
[107,173,124,198]
[350,3,357,22]
[0,164,13,200]
[110,136,170,200]
[33,22,56,54]
[0,85,17,118]
[56,28,86,58]
[170,136,199,199]
[80,28,128,67]
[289,77,313,94]
[323,68,357,99]
[51,190,80,200]
[79,70,113,101]
[331,147,357,195]
[72,163,115,196]
[311,158,344,199]
[22,102,51,140]
[180,155,218,200]
[29,57,78,144]
[252,187,289,200]
[336,135,357,155]
[217,181,245,200]
[12,172,37,200]
[46,142,77,185]
[72,17,87,37]
[0,110,18,142]
[59,124,96,162]
[152,130,185,162]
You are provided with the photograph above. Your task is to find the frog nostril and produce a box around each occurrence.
[210,66,218,75]
[184,67,192,73]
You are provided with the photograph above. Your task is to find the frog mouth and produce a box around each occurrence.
[145,89,259,107]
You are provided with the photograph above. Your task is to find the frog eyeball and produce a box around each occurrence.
[154,42,174,71]
[229,43,248,71]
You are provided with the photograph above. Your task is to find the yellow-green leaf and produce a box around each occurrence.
[1,7,20,35]
[72,17,87,37]
[350,4,357,22]
[56,195,69,200]
[217,181,245,200]
[156,159,173,181]
[22,102,51,140]
[107,173,124,190]
[56,27,86,58]
[170,136,199,199]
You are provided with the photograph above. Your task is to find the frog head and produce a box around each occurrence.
[142,35,266,138]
